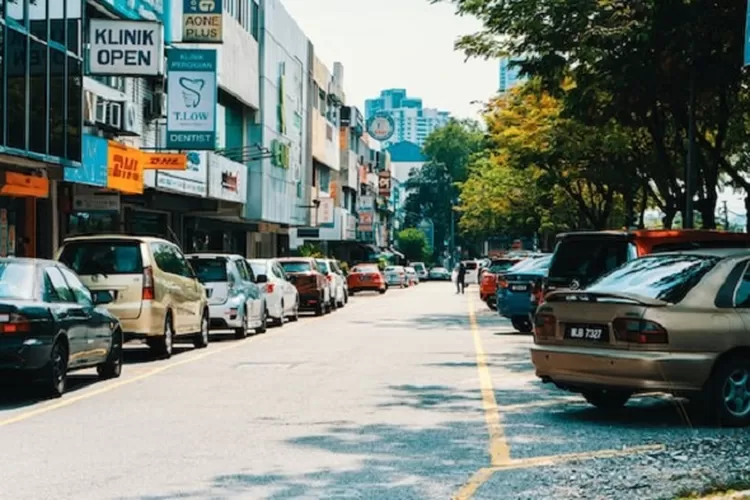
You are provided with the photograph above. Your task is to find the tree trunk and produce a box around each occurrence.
[662,208,676,229]
[745,195,750,234]
[624,188,635,229]
[638,185,648,229]
[698,197,717,229]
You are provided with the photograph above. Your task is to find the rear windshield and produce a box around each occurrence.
[651,239,750,253]
[464,262,478,270]
[0,261,35,300]
[412,263,426,271]
[385,266,404,272]
[431,267,447,273]
[509,256,552,273]
[281,261,312,273]
[352,265,378,273]
[248,260,267,277]
[59,241,143,275]
[488,260,517,273]
[549,238,629,281]
[317,261,330,273]
[587,254,720,303]
[189,258,228,283]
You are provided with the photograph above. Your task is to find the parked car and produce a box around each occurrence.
[187,254,267,338]
[347,264,387,294]
[544,229,750,296]
[428,266,451,281]
[317,259,348,308]
[57,235,209,359]
[278,258,330,316]
[384,265,407,288]
[0,258,122,396]
[411,262,429,281]
[479,257,527,307]
[532,249,750,426]
[451,260,480,285]
[496,255,552,333]
[247,258,300,325]
[405,266,419,286]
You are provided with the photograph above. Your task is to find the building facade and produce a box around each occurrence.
[364,89,450,148]
[499,56,525,93]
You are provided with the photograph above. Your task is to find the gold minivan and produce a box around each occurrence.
[56,235,209,358]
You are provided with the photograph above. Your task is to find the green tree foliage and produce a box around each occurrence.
[298,243,323,258]
[396,228,430,262]
[437,0,750,228]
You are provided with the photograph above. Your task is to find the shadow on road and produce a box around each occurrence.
[123,346,192,365]
[349,313,471,331]
[377,383,483,414]
[0,374,100,412]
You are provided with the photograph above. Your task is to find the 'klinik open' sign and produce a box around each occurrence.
[88,19,164,76]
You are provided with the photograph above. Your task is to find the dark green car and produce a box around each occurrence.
[0,258,122,397]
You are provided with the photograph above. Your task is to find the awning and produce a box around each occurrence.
[389,247,405,259]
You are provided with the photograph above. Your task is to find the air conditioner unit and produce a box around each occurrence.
[95,98,107,123]
[107,102,122,129]
[123,102,138,133]
[83,91,97,124]
[154,92,167,118]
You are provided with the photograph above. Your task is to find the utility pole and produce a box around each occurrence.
[450,204,456,267]
[685,44,697,229]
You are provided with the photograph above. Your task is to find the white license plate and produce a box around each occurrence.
[511,285,528,292]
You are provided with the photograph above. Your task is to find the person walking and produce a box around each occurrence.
[455,262,466,294]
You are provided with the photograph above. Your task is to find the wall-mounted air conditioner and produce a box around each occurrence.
[123,102,138,133]
[107,102,122,129]
[95,98,107,124]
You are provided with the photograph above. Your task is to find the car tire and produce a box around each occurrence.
[256,306,268,334]
[289,299,299,322]
[487,300,497,311]
[271,302,284,327]
[42,338,68,398]
[511,317,533,334]
[315,300,325,316]
[705,356,750,427]
[582,390,631,411]
[151,312,174,359]
[97,328,123,380]
[235,307,248,339]
[344,290,348,304]
[330,295,338,311]
[337,293,345,308]
[379,288,386,295]
[193,309,210,348]
[349,290,357,296]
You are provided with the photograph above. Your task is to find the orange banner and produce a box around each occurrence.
[143,152,187,170]
[0,172,49,198]
[107,141,144,194]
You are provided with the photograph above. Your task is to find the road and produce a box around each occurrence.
[0,282,749,499]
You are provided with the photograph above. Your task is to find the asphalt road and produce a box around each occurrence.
[0,282,748,500]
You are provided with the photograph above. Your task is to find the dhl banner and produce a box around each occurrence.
[143,152,188,170]
[107,141,144,194]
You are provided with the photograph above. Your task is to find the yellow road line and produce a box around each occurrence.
[452,467,496,500]
[498,396,584,412]
[467,294,511,467]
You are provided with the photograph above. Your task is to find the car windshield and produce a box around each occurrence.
[0,261,35,300]
[385,266,403,272]
[352,265,378,273]
[59,241,143,275]
[488,259,518,273]
[549,237,630,281]
[189,258,228,283]
[317,261,331,273]
[281,261,312,273]
[586,254,720,304]
[248,260,268,277]
[508,255,552,273]
[412,263,426,271]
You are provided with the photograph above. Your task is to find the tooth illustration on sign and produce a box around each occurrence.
[179,77,205,108]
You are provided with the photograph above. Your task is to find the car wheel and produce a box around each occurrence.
[151,312,174,359]
[487,300,497,311]
[315,300,325,316]
[97,328,123,379]
[256,305,268,334]
[272,302,284,327]
[193,309,210,348]
[43,339,68,398]
[582,390,631,411]
[349,290,356,296]
[707,357,750,427]
[235,307,248,339]
[343,290,348,304]
[289,299,299,322]
[379,288,386,295]
[330,294,338,311]
[336,292,345,308]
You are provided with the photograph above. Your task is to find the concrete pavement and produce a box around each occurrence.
[0,282,747,500]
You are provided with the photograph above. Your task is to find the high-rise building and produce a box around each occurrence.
[499,57,526,92]
[364,89,450,148]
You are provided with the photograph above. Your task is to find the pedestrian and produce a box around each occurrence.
[456,262,466,294]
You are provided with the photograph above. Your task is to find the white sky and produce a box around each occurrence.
[281,0,498,119]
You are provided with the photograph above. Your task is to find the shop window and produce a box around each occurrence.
[319,167,330,193]
[49,47,65,158]
[66,213,118,236]
[128,210,168,237]
[7,28,26,150]
[29,39,48,155]
[66,56,82,162]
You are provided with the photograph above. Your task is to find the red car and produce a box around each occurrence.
[479,258,524,309]
[278,258,331,316]
[347,263,387,295]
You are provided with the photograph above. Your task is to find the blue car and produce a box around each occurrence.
[496,255,552,333]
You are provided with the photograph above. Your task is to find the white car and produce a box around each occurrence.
[451,260,480,285]
[187,254,267,339]
[317,259,348,308]
[411,262,429,280]
[405,266,419,285]
[247,258,300,325]
[384,265,407,287]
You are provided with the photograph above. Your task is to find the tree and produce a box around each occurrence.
[438,0,749,228]
[396,228,430,262]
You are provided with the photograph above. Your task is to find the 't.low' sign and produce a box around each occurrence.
[89,19,164,76]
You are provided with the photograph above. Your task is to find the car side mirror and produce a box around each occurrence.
[92,290,114,305]
[256,274,268,284]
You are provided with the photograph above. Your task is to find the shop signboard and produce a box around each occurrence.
[156,151,208,197]
[72,185,121,212]
[367,112,395,142]
[378,170,392,197]
[65,135,109,187]
[317,197,335,226]
[0,172,49,198]
[358,194,374,212]
[88,20,164,76]
[107,141,144,194]
[182,0,223,43]
[143,152,188,170]
[208,153,247,204]
[166,48,217,150]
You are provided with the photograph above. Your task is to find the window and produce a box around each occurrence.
[734,264,750,307]
[235,259,252,282]
[30,0,48,40]
[248,260,267,277]
[45,267,75,303]
[59,241,143,275]
[319,166,330,192]
[549,237,632,284]
[49,47,65,158]
[588,254,720,304]
[171,247,194,278]
[67,56,83,162]
[59,267,93,306]
[29,39,48,154]
[280,261,312,273]
[7,28,27,150]
[273,263,286,280]
[251,0,260,41]
[316,261,330,274]
[152,243,181,276]
[189,258,229,283]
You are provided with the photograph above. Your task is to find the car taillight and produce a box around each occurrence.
[0,312,30,334]
[142,266,155,300]
[326,274,333,282]
[534,313,556,339]
[613,318,668,344]
[266,283,275,294]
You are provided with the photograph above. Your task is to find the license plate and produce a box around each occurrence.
[511,284,528,292]
[564,324,608,342]
[360,275,369,281]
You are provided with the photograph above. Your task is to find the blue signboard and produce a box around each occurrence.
[99,0,163,21]
[166,49,217,150]
[64,135,109,187]
[745,2,750,66]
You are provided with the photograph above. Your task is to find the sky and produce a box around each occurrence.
[281,0,498,120]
